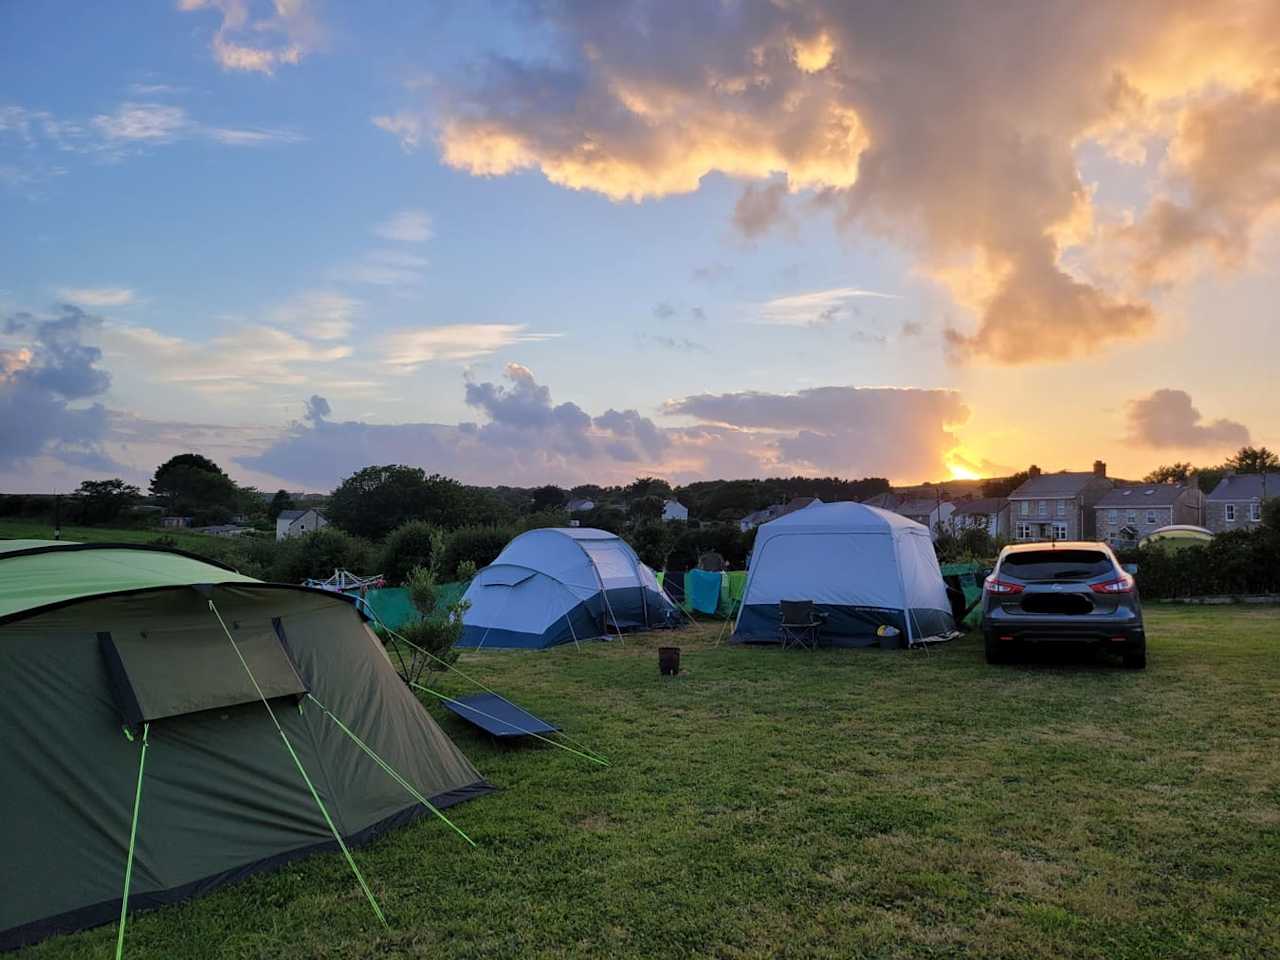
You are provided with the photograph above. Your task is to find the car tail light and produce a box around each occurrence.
[984,577,1023,595]
[1090,574,1134,594]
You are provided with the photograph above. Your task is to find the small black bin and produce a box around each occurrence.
[658,646,681,676]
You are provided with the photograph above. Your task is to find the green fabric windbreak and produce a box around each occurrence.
[0,545,257,621]
[940,561,986,628]
[102,622,306,725]
[358,581,468,630]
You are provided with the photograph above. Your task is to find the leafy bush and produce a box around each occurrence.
[380,521,445,586]
[439,525,513,580]
[268,528,376,583]
[669,523,751,568]
[628,521,674,568]
[395,565,468,676]
[1123,527,1280,598]
[456,559,478,581]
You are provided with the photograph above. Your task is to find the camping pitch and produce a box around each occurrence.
[459,527,676,649]
[0,540,489,952]
[733,502,957,647]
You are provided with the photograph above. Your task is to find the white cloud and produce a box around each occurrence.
[56,287,136,307]
[268,290,361,341]
[374,209,433,243]
[757,287,900,327]
[381,324,560,369]
[372,113,426,151]
[179,0,322,75]
[344,249,431,287]
[91,103,188,142]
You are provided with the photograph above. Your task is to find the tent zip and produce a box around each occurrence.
[207,600,387,929]
[114,721,149,960]
[303,693,476,847]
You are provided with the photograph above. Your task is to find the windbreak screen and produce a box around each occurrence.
[100,621,306,725]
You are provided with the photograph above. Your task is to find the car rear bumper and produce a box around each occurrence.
[981,614,1145,644]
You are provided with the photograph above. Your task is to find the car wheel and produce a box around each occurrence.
[984,632,1007,665]
[1123,644,1146,670]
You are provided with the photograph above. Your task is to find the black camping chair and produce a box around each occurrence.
[779,599,824,651]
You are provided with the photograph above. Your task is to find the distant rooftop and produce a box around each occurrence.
[1096,485,1191,508]
[1009,472,1102,499]
[1207,473,1280,501]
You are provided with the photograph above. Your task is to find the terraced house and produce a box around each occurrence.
[1008,462,1114,541]
[1205,473,1280,533]
[1094,483,1204,547]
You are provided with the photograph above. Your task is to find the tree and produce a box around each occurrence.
[268,489,296,522]
[380,521,445,586]
[1226,446,1279,474]
[629,521,674,568]
[625,476,673,501]
[982,471,1029,499]
[629,495,664,523]
[74,478,140,525]
[1144,463,1194,484]
[530,485,567,511]
[149,454,238,523]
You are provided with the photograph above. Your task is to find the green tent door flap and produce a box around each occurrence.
[99,619,307,726]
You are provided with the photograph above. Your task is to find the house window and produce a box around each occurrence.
[1251,502,1262,521]
[1127,511,1136,523]
[1108,509,1117,523]
[1016,522,1033,540]
[1020,501,1029,517]
[1146,511,1156,525]
[1052,523,1068,540]
[1226,504,1236,522]
[1056,501,1066,517]
[1038,501,1047,517]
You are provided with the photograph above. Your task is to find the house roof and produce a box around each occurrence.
[894,498,942,517]
[861,492,900,509]
[953,497,1007,516]
[1095,485,1190,508]
[1008,472,1101,499]
[277,509,308,521]
[1207,473,1280,501]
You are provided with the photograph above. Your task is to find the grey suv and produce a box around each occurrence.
[981,541,1145,668]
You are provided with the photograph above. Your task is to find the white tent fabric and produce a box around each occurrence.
[734,502,955,647]
[459,528,675,649]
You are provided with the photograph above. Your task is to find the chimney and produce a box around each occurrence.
[1028,465,1042,478]
[1093,460,1107,478]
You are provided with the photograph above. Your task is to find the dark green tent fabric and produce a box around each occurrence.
[940,561,987,628]
[0,546,489,950]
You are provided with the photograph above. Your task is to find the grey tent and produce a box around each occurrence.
[0,540,490,950]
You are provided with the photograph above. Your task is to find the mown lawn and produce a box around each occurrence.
[0,520,226,554]
[22,606,1280,959]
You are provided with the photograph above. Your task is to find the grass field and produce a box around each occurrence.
[0,520,225,554]
[21,606,1280,959]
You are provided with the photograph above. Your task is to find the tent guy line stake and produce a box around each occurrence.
[409,683,609,767]
[207,600,388,929]
[114,721,149,960]
[369,613,610,765]
[304,694,476,847]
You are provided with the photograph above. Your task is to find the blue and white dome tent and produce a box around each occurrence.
[458,528,677,649]
[733,501,957,647]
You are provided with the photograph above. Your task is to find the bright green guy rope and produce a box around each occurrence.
[115,721,149,960]
[207,600,387,929]
[303,693,476,847]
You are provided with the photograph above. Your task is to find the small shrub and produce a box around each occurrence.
[268,528,376,583]
[397,564,468,676]
[439,525,512,580]
[456,559,478,581]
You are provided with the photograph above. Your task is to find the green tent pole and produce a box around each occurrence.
[115,721,150,960]
[207,600,387,928]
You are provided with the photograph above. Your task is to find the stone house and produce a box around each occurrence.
[950,498,1011,539]
[1008,462,1114,541]
[1094,484,1204,547]
[1205,473,1280,533]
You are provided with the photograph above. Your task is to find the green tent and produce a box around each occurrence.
[0,541,490,951]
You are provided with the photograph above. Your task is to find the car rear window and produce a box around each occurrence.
[1000,549,1114,582]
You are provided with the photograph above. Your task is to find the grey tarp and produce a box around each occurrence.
[0,579,489,949]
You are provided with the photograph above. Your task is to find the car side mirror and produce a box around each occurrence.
[1123,563,1138,575]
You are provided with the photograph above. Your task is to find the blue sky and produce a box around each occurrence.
[2,1,1276,492]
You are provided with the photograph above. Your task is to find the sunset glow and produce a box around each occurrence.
[1,1,1276,493]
